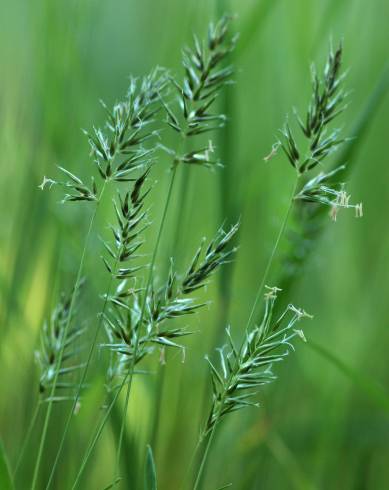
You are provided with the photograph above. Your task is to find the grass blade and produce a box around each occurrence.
[266,432,316,490]
[144,445,157,490]
[334,62,389,173]
[235,0,280,57]
[0,440,14,490]
[307,340,389,414]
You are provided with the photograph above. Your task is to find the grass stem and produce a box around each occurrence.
[70,163,179,488]
[13,401,41,477]
[192,404,223,490]
[191,175,298,489]
[192,426,217,490]
[114,161,179,479]
[245,176,298,329]
[31,182,107,490]
[71,386,123,489]
[45,243,120,489]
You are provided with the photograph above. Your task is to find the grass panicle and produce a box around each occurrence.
[35,282,87,403]
[204,287,311,437]
[294,166,363,221]
[279,44,363,219]
[43,71,170,490]
[280,43,348,175]
[161,14,237,169]
[247,44,355,336]
[192,288,311,490]
[248,43,361,327]
[102,222,239,386]
[84,69,168,183]
[14,11,372,490]
[109,15,239,484]
[70,18,239,486]
[40,69,168,205]
[101,168,150,285]
[191,42,363,490]
[14,284,86,479]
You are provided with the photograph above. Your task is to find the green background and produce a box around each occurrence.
[1,0,389,488]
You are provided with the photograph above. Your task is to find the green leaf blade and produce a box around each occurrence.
[144,445,157,490]
[0,440,14,490]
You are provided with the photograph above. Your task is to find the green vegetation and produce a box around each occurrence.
[1,1,388,489]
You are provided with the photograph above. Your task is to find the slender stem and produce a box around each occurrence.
[180,437,202,490]
[149,363,166,450]
[192,417,219,490]
[31,182,106,490]
[71,385,123,490]
[190,176,299,489]
[215,0,236,342]
[150,151,190,452]
[170,165,191,264]
[13,401,41,477]
[245,176,298,330]
[114,162,179,478]
[71,163,179,489]
[45,244,120,489]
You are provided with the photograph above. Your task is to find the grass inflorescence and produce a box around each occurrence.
[190,40,363,490]
[7,13,367,490]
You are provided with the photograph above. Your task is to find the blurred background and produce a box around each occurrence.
[1,0,389,488]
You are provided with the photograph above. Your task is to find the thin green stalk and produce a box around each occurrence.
[149,358,167,451]
[45,248,121,490]
[13,401,41,477]
[191,176,298,488]
[214,0,237,345]
[150,148,190,452]
[214,0,245,347]
[170,165,191,264]
[245,176,298,329]
[266,432,316,490]
[192,390,227,490]
[71,163,179,489]
[71,383,124,489]
[31,182,107,490]
[180,437,202,490]
[192,424,218,490]
[114,161,179,479]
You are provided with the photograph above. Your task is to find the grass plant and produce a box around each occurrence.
[1,4,386,490]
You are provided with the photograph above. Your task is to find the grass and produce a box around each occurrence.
[1,1,389,489]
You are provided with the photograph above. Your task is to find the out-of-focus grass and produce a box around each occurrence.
[1,0,389,489]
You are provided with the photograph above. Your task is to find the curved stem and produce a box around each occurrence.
[245,176,298,330]
[14,401,41,477]
[114,162,179,478]
[31,182,106,490]
[45,241,120,489]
